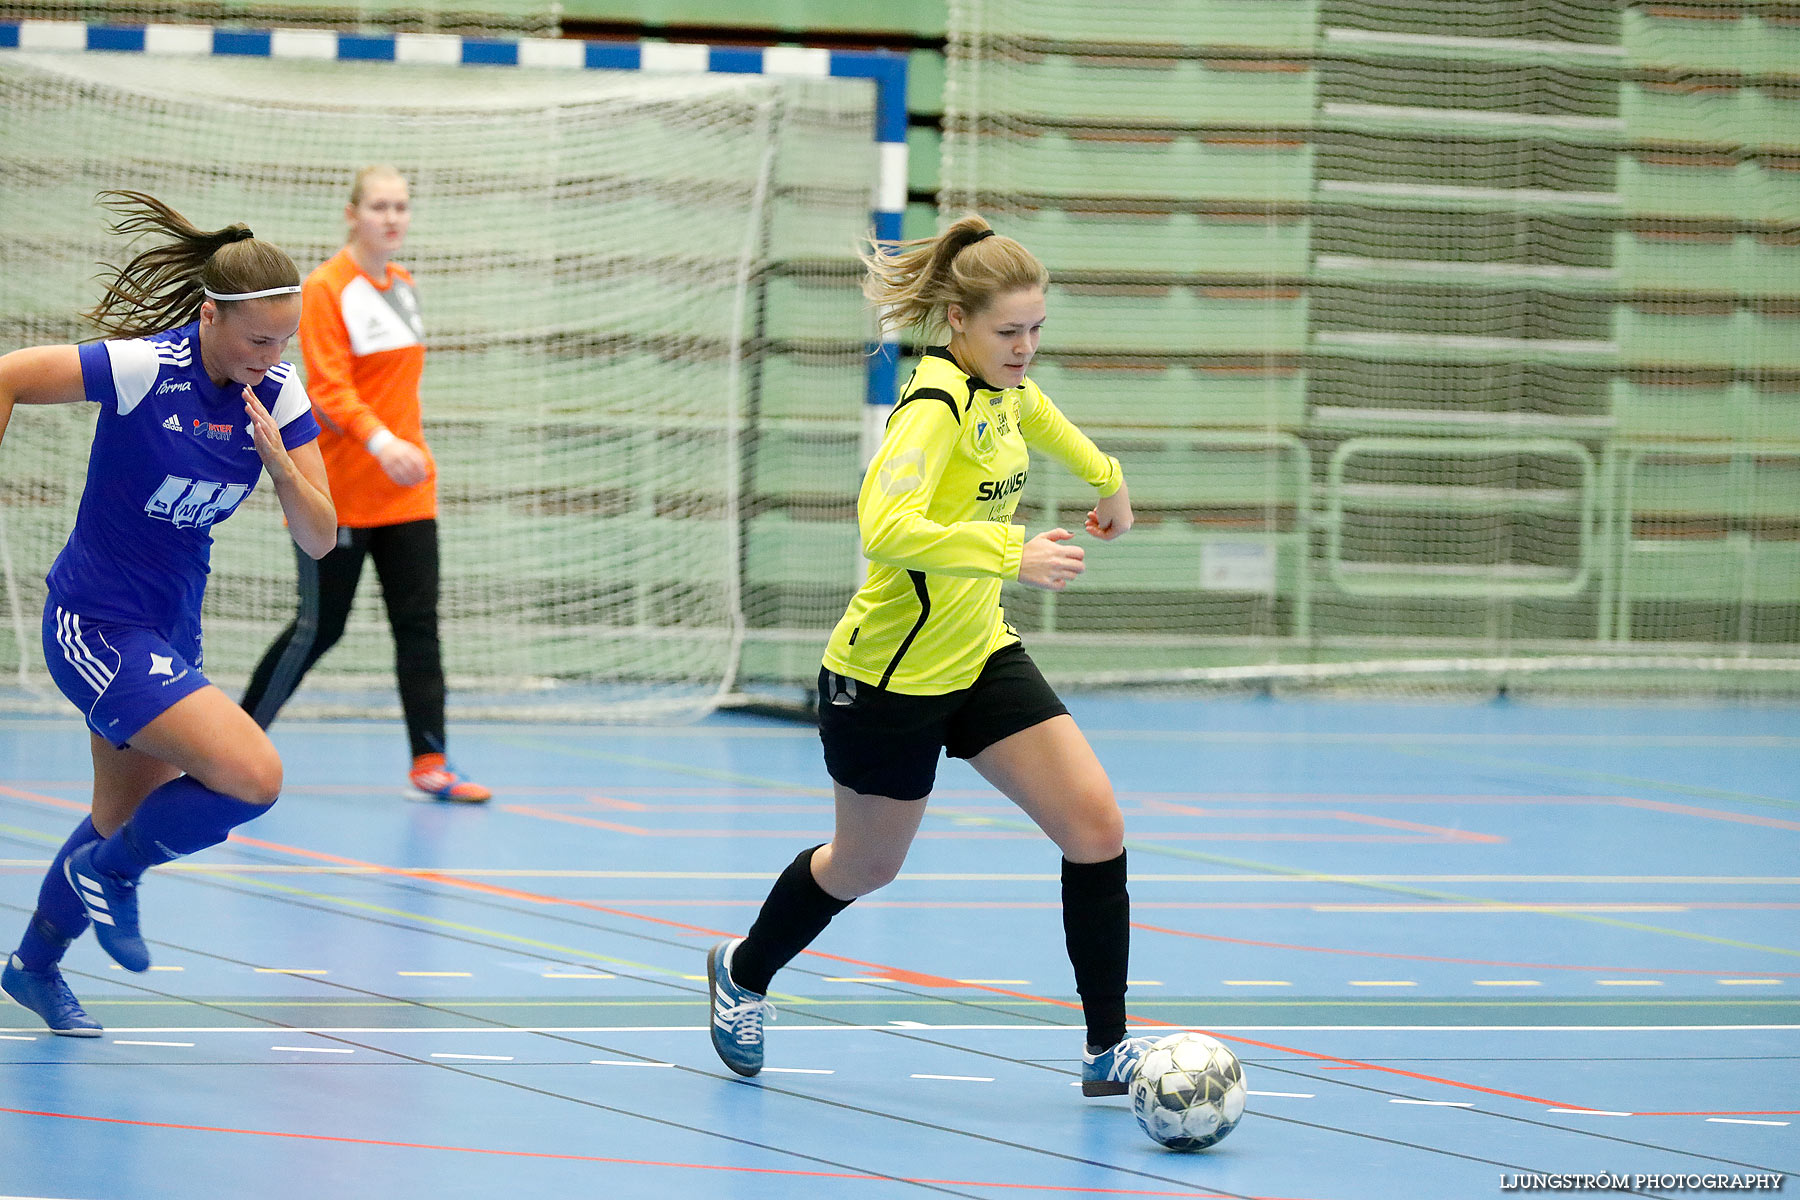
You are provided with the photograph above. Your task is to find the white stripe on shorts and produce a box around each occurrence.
[56,608,117,695]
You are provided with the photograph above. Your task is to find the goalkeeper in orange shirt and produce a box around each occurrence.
[241,166,490,803]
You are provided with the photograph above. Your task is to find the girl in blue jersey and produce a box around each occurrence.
[0,191,335,1035]
[707,216,1153,1096]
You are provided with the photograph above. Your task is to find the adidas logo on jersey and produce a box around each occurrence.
[162,414,183,432]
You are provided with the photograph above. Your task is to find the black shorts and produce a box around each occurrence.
[817,643,1069,802]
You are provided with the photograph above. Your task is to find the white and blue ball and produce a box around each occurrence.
[1129,1032,1247,1151]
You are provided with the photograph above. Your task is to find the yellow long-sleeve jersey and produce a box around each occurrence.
[822,347,1123,694]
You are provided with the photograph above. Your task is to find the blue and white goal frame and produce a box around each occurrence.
[0,19,910,429]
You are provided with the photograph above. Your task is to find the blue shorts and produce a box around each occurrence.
[42,601,211,749]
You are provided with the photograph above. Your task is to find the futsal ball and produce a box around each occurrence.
[1129,1032,1247,1151]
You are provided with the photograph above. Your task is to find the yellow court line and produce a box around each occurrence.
[1475,980,1542,987]
[1349,980,1418,987]
[1595,979,1664,987]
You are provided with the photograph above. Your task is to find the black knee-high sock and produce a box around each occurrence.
[1063,851,1130,1050]
[731,845,852,996]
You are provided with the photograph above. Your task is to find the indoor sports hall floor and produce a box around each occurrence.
[1,694,1795,1199]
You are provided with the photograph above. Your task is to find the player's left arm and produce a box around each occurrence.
[1017,379,1132,541]
[0,345,85,448]
[244,387,336,559]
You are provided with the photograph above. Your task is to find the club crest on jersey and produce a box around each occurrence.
[192,418,235,441]
[971,418,996,456]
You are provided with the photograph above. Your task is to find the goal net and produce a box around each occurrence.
[0,46,876,720]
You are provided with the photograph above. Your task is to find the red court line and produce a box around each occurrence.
[224,828,1600,1111]
[0,782,86,810]
[329,899,1795,914]
[0,1107,1250,1196]
[0,786,1641,1112]
[1614,796,1800,833]
[1132,924,1800,978]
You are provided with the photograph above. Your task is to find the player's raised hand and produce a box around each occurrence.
[243,387,296,479]
[1019,527,1086,591]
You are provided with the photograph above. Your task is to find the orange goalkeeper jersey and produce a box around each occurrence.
[301,247,436,528]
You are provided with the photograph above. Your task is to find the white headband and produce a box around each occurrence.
[203,285,301,302]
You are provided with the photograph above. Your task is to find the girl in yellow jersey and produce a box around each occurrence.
[707,216,1152,1094]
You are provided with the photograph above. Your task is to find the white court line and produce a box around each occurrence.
[589,1059,674,1068]
[763,1067,834,1075]
[0,1034,35,1041]
[1391,1099,1474,1107]
[270,1046,354,1054]
[1707,1117,1790,1127]
[429,1052,513,1062]
[912,1074,994,1082]
[1249,1090,1315,1098]
[1548,1108,1632,1116]
[111,1040,193,1047]
[14,1023,1800,1035]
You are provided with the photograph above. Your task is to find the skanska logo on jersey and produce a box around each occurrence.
[976,470,1028,502]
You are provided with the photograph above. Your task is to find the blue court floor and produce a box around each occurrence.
[1,695,1796,1199]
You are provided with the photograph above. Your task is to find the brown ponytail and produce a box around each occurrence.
[82,190,300,339]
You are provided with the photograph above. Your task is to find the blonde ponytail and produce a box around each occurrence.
[860,213,1048,338]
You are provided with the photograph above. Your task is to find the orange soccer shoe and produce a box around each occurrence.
[409,753,492,804]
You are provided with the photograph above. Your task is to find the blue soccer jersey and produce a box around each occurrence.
[47,322,321,654]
